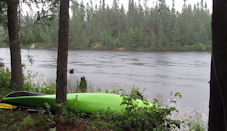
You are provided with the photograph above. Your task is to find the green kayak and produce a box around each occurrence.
[1,91,150,113]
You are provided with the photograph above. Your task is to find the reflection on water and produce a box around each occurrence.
[0,48,210,121]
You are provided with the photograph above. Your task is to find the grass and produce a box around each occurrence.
[187,112,207,131]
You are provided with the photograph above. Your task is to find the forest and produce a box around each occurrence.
[0,0,211,50]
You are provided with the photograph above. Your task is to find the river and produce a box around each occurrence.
[0,48,210,121]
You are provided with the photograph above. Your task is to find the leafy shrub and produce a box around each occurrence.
[40,83,56,94]
[0,68,11,88]
[24,82,56,94]
[0,66,55,94]
[108,91,181,130]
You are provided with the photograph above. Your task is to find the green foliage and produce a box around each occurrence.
[42,103,56,125]
[13,0,211,51]
[0,68,11,89]
[0,110,27,130]
[0,2,7,26]
[187,112,207,131]
[188,121,206,131]
[0,107,55,130]
[24,74,56,94]
[0,66,55,94]
[21,115,35,127]
[96,88,103,93]
[24,82,56,94]
[108,89,181,130]
[169,92,182,104]
[55,103,79,125]
[41,83,56,94]
[0,24,7,46]
[21,65,56,94]
[127,28,144,49]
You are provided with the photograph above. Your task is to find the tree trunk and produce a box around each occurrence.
[209,0,227,130]
[7,0,24,91]
[56,0,69,104]
[208,61,225,131]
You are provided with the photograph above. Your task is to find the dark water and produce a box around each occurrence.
[0,48,210,121]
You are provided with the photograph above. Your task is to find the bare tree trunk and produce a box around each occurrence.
[209,61,225,131]
[209,0,227,130]
[7,0,24,91]
[56,0,69,104]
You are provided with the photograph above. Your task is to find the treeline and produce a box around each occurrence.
[2,0,212,50]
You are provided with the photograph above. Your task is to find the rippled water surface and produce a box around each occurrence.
[0,48,210,121]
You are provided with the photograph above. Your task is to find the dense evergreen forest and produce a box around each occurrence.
[0,0,211,50]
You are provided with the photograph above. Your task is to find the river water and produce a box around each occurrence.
[0,48,210,121]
